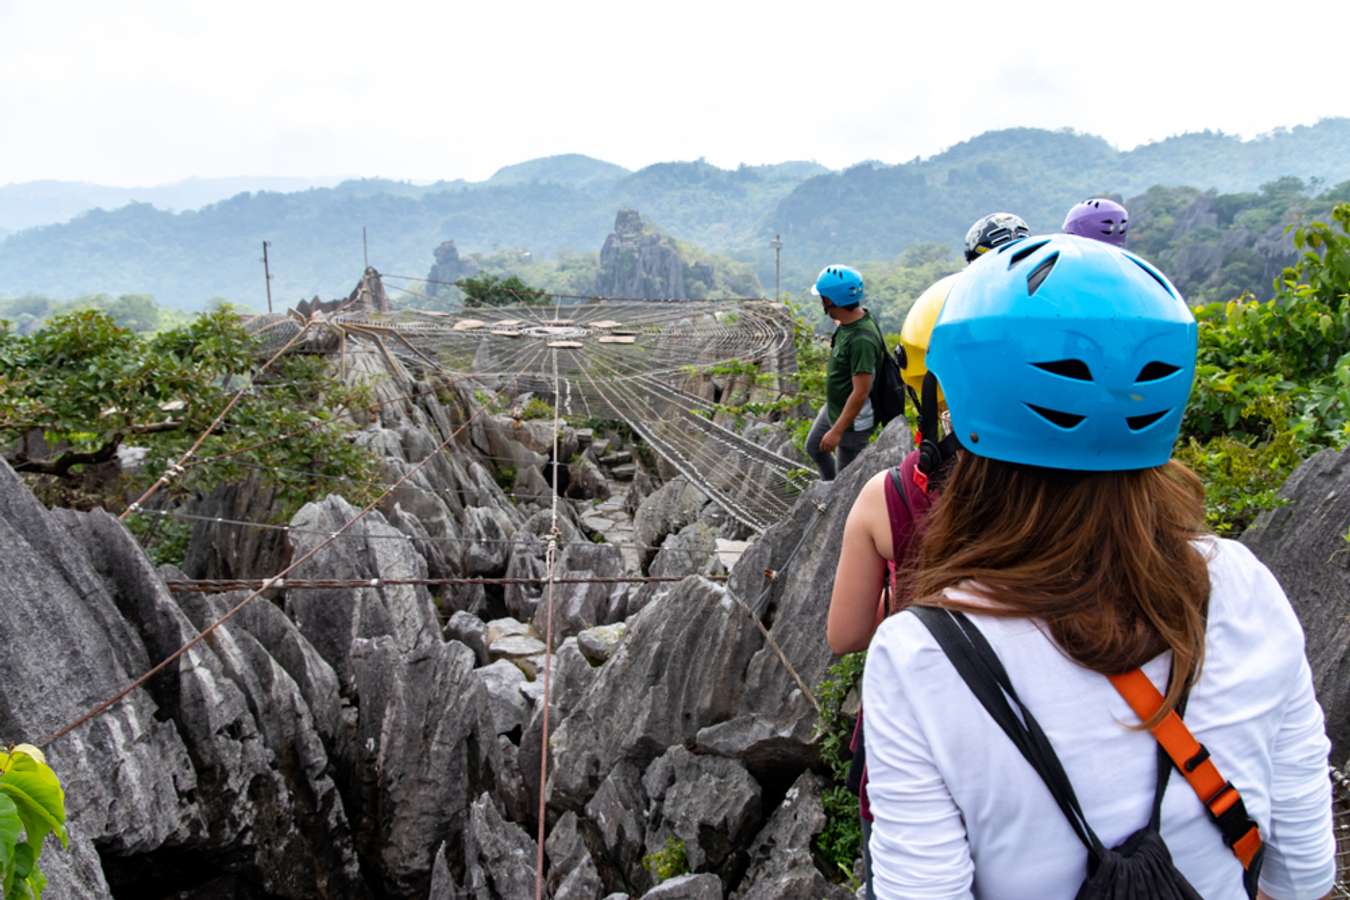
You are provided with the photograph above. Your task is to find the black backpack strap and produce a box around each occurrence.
[888,466,913,518]
[910,606,1106,859]
[915,373,960,488]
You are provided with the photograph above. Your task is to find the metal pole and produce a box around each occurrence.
[262,241,274,314]
[771,234,783,301]
[362,227,368,269]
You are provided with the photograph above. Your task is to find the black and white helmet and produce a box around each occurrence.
[964,212,1031,263]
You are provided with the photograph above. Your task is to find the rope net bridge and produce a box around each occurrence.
[259,291,813,535]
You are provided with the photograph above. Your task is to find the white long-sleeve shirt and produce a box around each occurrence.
[862,537,1335,899]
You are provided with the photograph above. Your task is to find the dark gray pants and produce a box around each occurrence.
[806,404,871,481]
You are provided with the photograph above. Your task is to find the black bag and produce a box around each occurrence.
[910,606,1260,899]
[865,312,904,427]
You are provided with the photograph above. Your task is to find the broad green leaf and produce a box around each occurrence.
[0,795,19,898]
[0,755,66,852]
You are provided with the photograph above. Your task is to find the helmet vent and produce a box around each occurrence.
[1135,361,1180,382]
[1124,254,1177,299]
[1126,410,1169,431]
[1007,239,1051,267]
[1026,404,1085,430]
[1033,359,1092,380]
[1026,252,1060,295]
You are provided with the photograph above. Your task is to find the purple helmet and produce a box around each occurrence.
[1063,198,1129,246]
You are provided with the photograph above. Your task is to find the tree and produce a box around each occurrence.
[457,274,549,307]
[0,308,377,526]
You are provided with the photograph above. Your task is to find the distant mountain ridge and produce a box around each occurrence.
[0,176,351,232]
[3,120,1349,308]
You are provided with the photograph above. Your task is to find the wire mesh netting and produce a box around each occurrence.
[333,299,811,533]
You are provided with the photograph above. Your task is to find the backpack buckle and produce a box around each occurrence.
[911,466,929,494]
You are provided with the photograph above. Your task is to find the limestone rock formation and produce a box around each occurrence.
[596,209,690,300]
[732,773,853,900]
[1242,446,1350,764]
[641,747,761,878]
[594,209,760,301]
[427,240,481,291]
[546,576,762,812]
[285,495,441,684]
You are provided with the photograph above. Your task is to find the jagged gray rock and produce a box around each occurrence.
[732,772,851,900]
[475,659,531,736]
[722,421,914,763]
[504,511,583,621]
[533,540,629,639]
[638,873,724,900]
[49,499,368,898]
[568,455,612,501]
[1242,446,1350,763]
[519,637,600,810]
[446,610,491,665]
[285,495,441,684]
[629,521,723,615]
[692,714,819,779]
[462,793,537,900]
[547,811,604,900]
[633,477,708,570]
[546,577,762,812]
[345,638,503,897]
[577,622,627,665]
[641,747,761,877]
[463,504,516,575]
[585,759,648,892]
[182,472,291,580]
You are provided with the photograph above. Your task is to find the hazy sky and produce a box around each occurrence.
[3,0,1347,187]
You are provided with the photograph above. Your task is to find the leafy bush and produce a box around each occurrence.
[520,397,554,421]
[1178,204,1350,532]
[812,652,866,882]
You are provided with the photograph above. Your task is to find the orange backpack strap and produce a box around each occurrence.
[1109,670,1263,869]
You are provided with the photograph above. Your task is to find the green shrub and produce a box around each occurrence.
[520,397,554,420]
[641,835,689,882]
[811,652,866,883]
[1177,205,1350,532]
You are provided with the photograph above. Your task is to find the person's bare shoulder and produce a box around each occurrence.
[849,468,893,560]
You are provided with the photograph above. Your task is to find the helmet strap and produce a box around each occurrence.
[916,372,958,491]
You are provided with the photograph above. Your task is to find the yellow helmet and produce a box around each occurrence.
[899,272,960,398]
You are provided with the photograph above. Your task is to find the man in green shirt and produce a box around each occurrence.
[807,265,883,480]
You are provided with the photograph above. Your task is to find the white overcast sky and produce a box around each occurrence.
[3,0,1348,187]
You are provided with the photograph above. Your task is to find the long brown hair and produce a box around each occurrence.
[913,453,1211,723]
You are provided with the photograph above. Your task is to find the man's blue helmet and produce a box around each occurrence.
[812,265,864,307]
[927,234,1196,471]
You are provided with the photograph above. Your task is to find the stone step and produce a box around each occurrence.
[598,451,633,466]
[608,463,636,481]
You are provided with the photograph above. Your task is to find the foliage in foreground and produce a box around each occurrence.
[0,307,379,562]
[1177,204,1350,533]
[0,745,67,900]
[812,652,867,884]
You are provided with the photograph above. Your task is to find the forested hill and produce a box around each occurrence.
[2,120,1349,308]
[776,121,1350,269]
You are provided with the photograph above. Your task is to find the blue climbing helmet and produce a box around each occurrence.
[812,265,864,307]
[926,234,1196,471]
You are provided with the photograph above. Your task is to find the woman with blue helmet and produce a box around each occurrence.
[844,235,1334,897]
